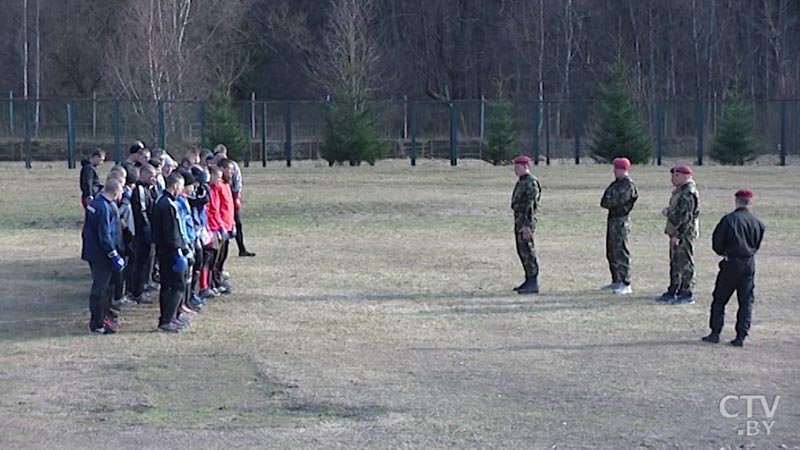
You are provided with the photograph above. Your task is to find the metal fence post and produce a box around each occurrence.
[157,100,166,149]
[532,100,541,165]
[409,101,417,166]
[23,99,31,169]
[655,100,664,166]
[479,95,485,140]
[284,101,292,167]
[67,100,76,169]
[113,100,121,163]
[199,101,206,145]
[244,98,251,168]
[92,91,97,139]
[8,91,13,135]
[696,98,704,165]
[261,101,267,167]
[779,100,787,166]
[448,101,457,166]
[574,101,582,164]
[545,101,551,165]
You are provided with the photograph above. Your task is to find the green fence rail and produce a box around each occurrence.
[1,97,798,168]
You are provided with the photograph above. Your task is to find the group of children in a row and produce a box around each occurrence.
[80,142,254,333]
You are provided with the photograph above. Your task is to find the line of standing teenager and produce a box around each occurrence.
[80,142,255,334]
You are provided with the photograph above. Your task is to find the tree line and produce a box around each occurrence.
[0,0,797,104]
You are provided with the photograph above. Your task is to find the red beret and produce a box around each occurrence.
[513,155,532,165]
[735,189,754,199]
[612,157,631,170]
[670,164,693,175]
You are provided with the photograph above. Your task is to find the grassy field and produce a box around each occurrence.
[0,159,798,450]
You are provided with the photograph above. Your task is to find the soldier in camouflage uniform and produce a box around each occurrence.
[600,158,638,294]
[511,155,541,294]
[658,164,700,304]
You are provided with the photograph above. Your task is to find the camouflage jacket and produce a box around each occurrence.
[664,179,700,239]
[600,176,638,219]
[511,173,541,229]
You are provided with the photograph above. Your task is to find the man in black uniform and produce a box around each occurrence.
[129,164,157,304]
[79,149,105,208]
[151,172,188,333]
[702,189,765,347]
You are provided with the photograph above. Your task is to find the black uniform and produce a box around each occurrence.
[79,159,102,204]
[709,207,765,339]
[151,191,187,327]
[129,181,154,298]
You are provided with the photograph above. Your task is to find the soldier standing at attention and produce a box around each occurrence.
[600,157,638,295]
[658,165,700,304]
[702,189,764,347]
[511,155,541,295]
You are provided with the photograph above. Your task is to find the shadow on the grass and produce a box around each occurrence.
[0,257,101,342]
[408,338,703,353]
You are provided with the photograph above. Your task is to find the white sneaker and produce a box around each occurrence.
[614,284,632,295]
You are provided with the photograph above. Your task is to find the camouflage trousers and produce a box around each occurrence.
[515,227,539,278]
[668,237,696,294]
[606,217,631,285]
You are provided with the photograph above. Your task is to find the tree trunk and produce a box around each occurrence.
[22,0,29,99]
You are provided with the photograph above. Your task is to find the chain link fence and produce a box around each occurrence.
[0,97,797,167]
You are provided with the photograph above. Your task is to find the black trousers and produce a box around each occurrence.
[157,252,186,326]
[710,257,755,337]
[203,246,218,289]
[129,237,152,297]
[190,240,203,295]
[112,255,129,300]
[234,209,247,253]
[88,260,114,330]
[214,238,230,285]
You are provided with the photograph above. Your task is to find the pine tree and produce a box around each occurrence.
[589,57,652,164]
[202,89,248,161]
[484,78,519,165]
[710,91,759,165]
[321,92,385,166]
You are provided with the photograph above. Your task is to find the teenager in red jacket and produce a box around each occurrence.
[206,163,235,293]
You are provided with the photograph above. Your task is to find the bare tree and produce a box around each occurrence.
[22,0,28,99]
[309,0,382,102]
[105,0,251,101]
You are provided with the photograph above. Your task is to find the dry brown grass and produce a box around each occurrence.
[0,160,798,450]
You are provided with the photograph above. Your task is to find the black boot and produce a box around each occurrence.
[701,332,720,344]
[729,335,745,347]
[512,280,526,292]
[517,276,539,294]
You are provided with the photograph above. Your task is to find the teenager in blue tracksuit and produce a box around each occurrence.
[187,166,210,309]
[175,170,197,317]
[151,172,188,332]
[81,179,125,334]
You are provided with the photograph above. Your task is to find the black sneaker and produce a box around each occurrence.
[239,250,256,257]
[133,295,154,304]
[517,277,539,294]
[656,292,676,303]
[701,333,720,343]
[157,322,181,333]
[670,292,696,305]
